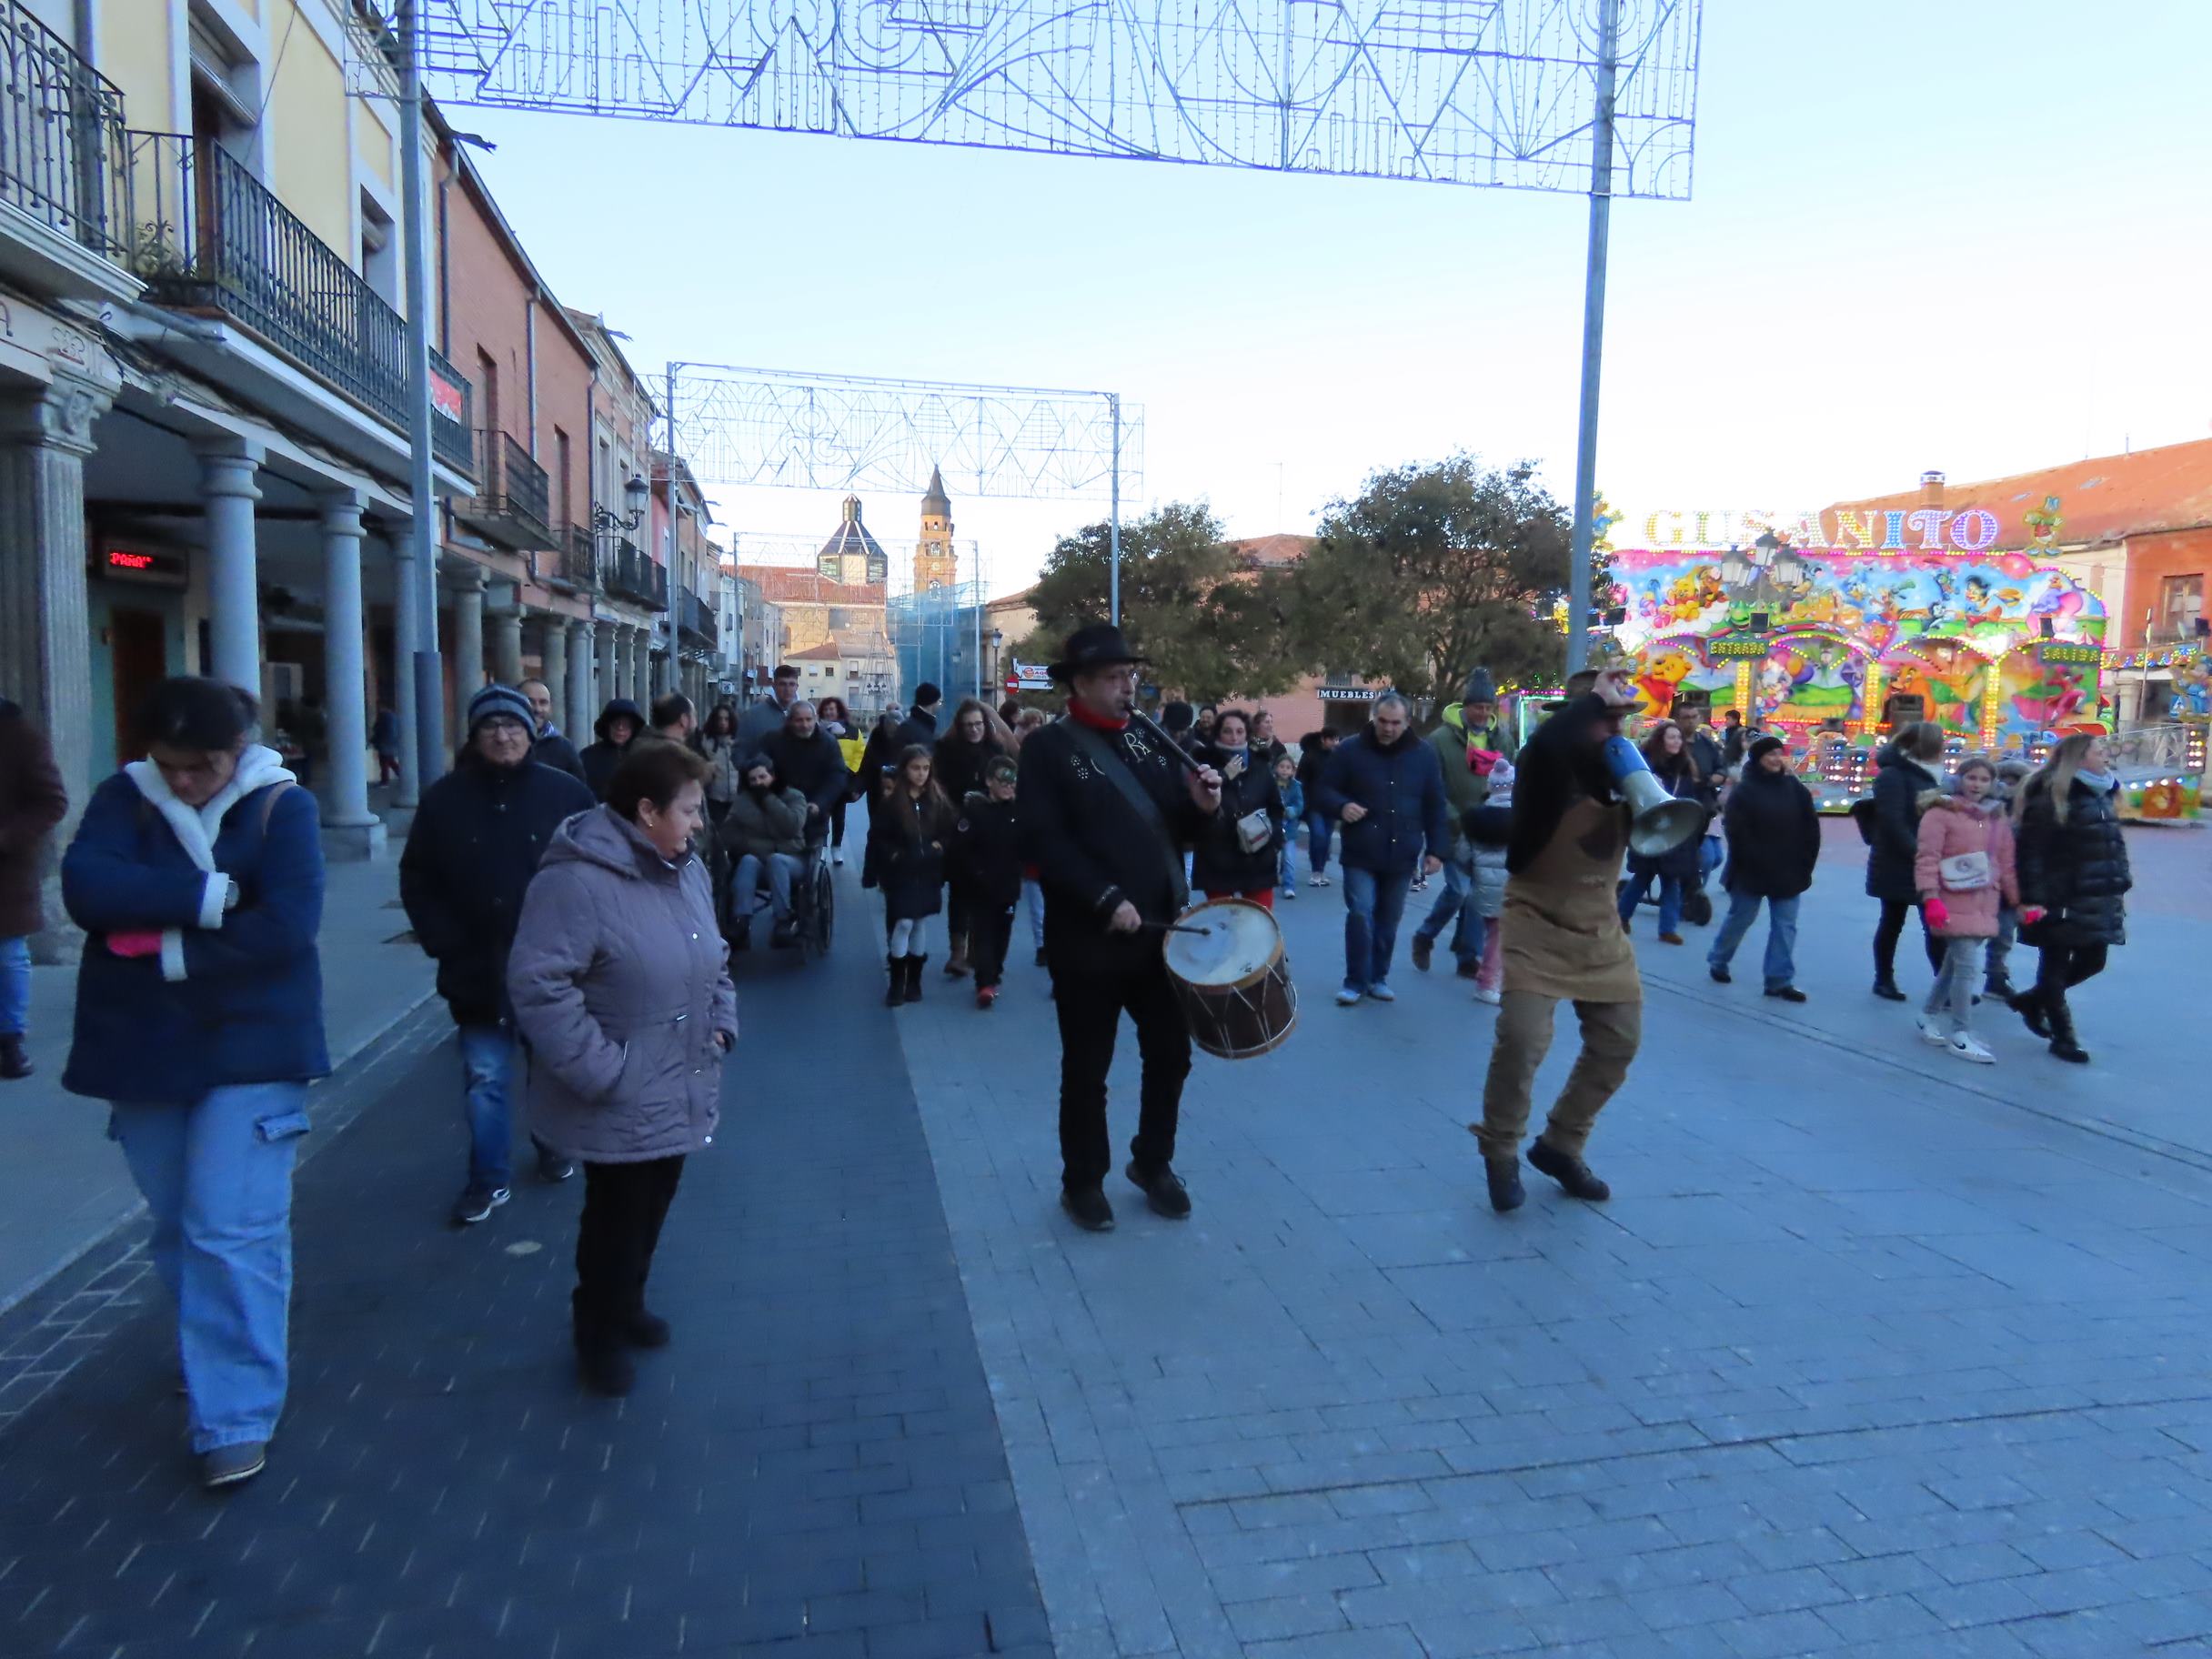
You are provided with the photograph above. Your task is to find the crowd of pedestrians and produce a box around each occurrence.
[0,622,2155,1495]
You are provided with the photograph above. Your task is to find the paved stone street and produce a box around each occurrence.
[3,822,2211,1657]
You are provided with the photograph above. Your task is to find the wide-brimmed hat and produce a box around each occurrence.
[1049,622,1150,683]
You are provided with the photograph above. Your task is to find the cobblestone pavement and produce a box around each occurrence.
[896,826,2212,1658]
[0,874,1049,1659]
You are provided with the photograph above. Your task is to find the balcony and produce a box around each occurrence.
[604,538,669,610]
[0,0,136,300]
[546,524,598,594]
[124,132,473,475]
[457,427,551,550]
[679,588,719,649]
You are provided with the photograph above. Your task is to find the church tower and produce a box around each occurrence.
[915,465,957,592]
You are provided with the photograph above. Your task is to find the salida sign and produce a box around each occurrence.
[1631,507,2006,555]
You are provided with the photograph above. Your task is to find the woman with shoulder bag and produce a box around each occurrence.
[61,678,327,1490]
[1192,709,1284,910]
[1614,720,1708,944]
[506,740,737,1397]
[2010,732,2130,1064]
[1911,755,2027,1065]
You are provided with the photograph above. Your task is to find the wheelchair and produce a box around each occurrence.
[720,832,835,961]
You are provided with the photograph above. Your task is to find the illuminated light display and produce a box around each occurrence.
[107,550,155,570]
[1948,508,2000,552]
[1625,507,2013,553]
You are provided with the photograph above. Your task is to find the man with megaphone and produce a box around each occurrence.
[1470,641,1691,1214]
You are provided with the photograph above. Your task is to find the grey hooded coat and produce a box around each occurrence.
[507,804,738,1164]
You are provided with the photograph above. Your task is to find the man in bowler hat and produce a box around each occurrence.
[1019,624,1222,1231]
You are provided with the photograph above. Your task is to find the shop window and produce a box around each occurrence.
[2158,574,2202,639]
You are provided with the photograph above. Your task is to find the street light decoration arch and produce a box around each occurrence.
[361,0,1701,197]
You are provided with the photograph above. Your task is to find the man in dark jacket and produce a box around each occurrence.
[1707,734,1822,1000]
[0,700,67,1080]
[736,662,803,753]
[895,682,943,754]
[1863,725,1947,997]
[579,698,645,799]
[1312,692,1450,1005]
[402,684,595,1224]
[519,679,588,785]
[763,701,851,833]
[1413,668,1514,979]
[1020,626,1221,1232]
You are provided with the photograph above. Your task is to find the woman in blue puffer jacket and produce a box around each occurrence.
[62,678,327,1493]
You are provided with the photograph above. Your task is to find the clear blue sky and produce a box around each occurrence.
[457,0,2212,597]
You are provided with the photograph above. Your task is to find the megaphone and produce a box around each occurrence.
[1605,736,1706,858]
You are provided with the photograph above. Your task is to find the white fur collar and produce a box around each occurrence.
[124,744,296,873]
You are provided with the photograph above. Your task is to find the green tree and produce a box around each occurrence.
[1011,502,1306,704]
[1287,457,1578,714]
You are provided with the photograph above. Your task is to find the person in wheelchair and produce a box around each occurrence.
[717,755,810,949]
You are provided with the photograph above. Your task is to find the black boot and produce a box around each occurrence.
[1528,1138,1612,1202]
[0,1034,30,1081]
[2007,986,2052,1040]
[1983,970,2016,1003]
[885,956,904,1007]
[905,957,927,1003]
[2046,993,2089,1064]
[1871,977,1906,1002]
[1485,1158,1525,1213]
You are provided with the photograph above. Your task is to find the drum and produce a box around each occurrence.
[1161,898,1298,1061]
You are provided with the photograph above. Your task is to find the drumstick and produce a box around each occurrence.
[1141,920,1212,936]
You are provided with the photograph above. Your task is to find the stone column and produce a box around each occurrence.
[493,592,526,687]
[0,376,112,960]
[628,626,650,706]
[614,627,634,709]
[540,617,568,727]
[318,489,384,859]
[566,618,594,739]
[196,442,266,696]
[594,620,617,719]
[451,568,487,703]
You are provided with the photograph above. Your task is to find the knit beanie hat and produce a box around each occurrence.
[1746,733,1786,768]
[1463,668,1498,706]
[1486,759,1516,802]
[467,684,535,736]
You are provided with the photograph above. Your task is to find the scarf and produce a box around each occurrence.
[2075,767,2116,793]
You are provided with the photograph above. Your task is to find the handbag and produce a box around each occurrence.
[1234,807,1273,855]
[1937,850,1992,892]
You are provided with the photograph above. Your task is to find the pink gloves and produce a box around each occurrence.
[106,930,163,959]
[1923,899,1950,930]
[2019,905,2046,925]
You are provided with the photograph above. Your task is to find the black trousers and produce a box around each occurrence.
[970,902,1016,990]
[2033,943,2107,1000]
[1873,899,1944,981]
[1052,954,1191,1191]
[830,797,848,849]
[573,1155,685,1348]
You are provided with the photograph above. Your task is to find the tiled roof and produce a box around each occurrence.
[733,565,888,605]
[1227,533,1317,567]
[1827,437,2212,549]
[789,642,844,661]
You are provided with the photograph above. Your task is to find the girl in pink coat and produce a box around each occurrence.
[1913,755,2036,1063]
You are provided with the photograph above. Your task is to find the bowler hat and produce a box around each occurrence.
[1049,622,1150,683]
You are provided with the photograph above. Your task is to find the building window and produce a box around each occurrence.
[2159,574,2203,639]
[359,195,397,304]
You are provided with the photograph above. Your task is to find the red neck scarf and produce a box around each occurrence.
[1068,699,1130,734]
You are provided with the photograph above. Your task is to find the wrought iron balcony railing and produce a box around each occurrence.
[547,523,598,593]
[459,427,551,548]
[679,588,718,649]
[604,538,669,610]
[125,131,473,474]
[0,0,130,260]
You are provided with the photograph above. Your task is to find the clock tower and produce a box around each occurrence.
[915,465,957,592]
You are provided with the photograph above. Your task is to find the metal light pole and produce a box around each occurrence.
[397,0,445,792]
[1564,0,1618,678]
[1108,391,1122,626]
[664,364,682,701]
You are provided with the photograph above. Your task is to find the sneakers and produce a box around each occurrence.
[1473,985,1503,1006]
[200,1441,267,1491]
[1527,1139,1611,1202]
[1309,872,1331,887]
[1367,982,1396,1003]
[0,1034,31,1081]
[1872,978,1908,1002]
[1282,888,1298,900]
[1916,1015,1949,1046]
[1485,1159,1525,1213]
[1764,986,1807,1003]
[1061,1185,1115,1232]
[1335,986,1364,1007]
[976,985,999,1010]
[1947,1032,1996,1064]
[537,1148,576,1183]
[452,1182,511,1226]
[1411,936,1434,972]
[1126,1161,1192,1219]
[832,849,844,865]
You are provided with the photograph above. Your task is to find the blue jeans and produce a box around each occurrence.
[457,1023,517,1188]
[0,934,27,1036]
[109,1082,310,1453]
[1023,879,1045,950]
[1306,809,1334,876]
[1708,890,1801,991]
[1278,836,1298,893]
[1342,864,1413,991]
[1413,849,1478,964]
[1617,870,1684,935]
[734,850,804,920]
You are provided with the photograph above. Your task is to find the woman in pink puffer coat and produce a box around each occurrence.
[1912,755,2026,1064]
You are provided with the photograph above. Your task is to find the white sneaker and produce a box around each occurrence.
[1473,986,1503,1006]
[1915,1015,1948,1046]
[832,850,844,866]
[1368,982,1396,1002]
[1947,1032,1996,1064]
[1334,986,1363,1007]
